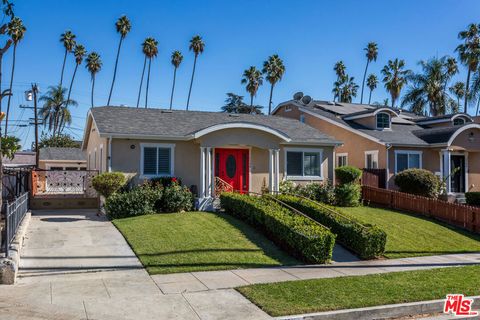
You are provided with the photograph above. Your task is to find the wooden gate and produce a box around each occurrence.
[361,169,387,189]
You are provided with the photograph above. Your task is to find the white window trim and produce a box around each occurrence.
[394,150,423,174]
[336,153,348,167]
[284,147,323,181]
[364,150,379,169]
[140,143,176,178]
[376,112,391,130]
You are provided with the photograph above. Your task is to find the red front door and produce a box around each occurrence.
[215,148,249,193]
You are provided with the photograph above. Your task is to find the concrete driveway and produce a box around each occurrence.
[0,209,270,320]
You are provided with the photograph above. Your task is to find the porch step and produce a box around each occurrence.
[196,197,221,212]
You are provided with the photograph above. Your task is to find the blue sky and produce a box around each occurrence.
[5,0,480,148]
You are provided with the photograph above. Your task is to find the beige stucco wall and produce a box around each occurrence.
[450,128,480,152]
[85,120,107,172]
[275,105,386,169]
[354,116,376,129]
[468,152,480,192]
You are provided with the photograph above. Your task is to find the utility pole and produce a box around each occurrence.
[20,83,41,168]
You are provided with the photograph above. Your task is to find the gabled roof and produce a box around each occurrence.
[3,151,36,167]
[39,147,86,162]
[86,106,341,146]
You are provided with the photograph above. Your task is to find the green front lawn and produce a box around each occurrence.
[340,206,480,259]
[113,212,298,274]
[237,265,480,316]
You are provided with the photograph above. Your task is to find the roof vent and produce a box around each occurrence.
[161,110,173,113]
[293,92,304,101]
[301,95,312,105]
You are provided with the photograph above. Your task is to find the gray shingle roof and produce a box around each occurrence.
[412,125,467,144]
[90,106,341,145]
[39,147,86,161]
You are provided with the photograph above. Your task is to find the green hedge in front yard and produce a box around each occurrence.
[277,195,386,259]
[220,192,335,264]
[465,192,480,206]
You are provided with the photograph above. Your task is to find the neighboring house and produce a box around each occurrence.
[82,106,341,206]
[2,151,36,169]
[274,99,480,194]
[38,147,87,171]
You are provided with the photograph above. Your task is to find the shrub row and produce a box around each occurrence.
[276,194,386,259]
[220,192,335,263]
[466,192,480,206]
[105,183,194,219]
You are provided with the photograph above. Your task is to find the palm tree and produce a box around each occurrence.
[360,42,378,104]
[4,17,25,136]
[381,58,411,108]
[262,54,285,115]
[449,82,465,112]
[456,23,480,113]
[241,66,263,113]
[142,37,158,108]
[366,74,378,104]
[169,50,183,110]
[107,15,131,106]
[401,57,455,116]
[59,30,76,87]
[39,85,77,137]
[339,76,359,103]
[66,44,86,107]
[186,35,205,110]
[85,52,102,108]
[333,61,346,102]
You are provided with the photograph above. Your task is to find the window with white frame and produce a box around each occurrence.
[336,153,348,167]
[141,144,174,177]
[453,117,465,126]
[376,113,391,129]
[285,149,322,179]
[365,151,378,169]
[395,150,422,173]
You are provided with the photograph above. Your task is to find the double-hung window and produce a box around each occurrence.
[141,143,175,177]
[395,150,422,173]
[365,150,379,169]
[285,148,322,179]
[336,153,348,167]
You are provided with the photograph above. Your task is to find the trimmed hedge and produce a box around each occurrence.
[105,185,163,219]
[220,192,335,263]
[466,192,480,206]
[335,166,362,184]
[394,169,439,198]
[277,195,386,259]
[335,183,362,207]
[92,172,127,198]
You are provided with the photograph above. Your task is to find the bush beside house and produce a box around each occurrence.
[394,169,439,198]
[277,195,386,259]
[220,192,336,263]
[466,192,480,206]
[92,172,127,198]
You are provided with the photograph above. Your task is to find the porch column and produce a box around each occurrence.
[442,149,451,194]
[268,149,274,193]
[199,147,206,198]
[274,149,280,193]
[206,147,212,197]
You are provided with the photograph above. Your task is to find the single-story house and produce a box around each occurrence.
[274,97,480,195]
[38,147,87,171]
[82,106,341,206]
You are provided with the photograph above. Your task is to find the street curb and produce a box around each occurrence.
[276,296,480,320]
[0,211,31,284]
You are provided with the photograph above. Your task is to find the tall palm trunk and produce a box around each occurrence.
[186,54,197,110]
[4,44,16,136]
[169,67,177,110]
[268,83,274,115]
[368,89,373,104]
[136,56,147,108]
[464,69,471,113]
[475,98,480,116]
[91,75,95,108]
[360,60,369,104]
[67,63,78,107]
[145,58,152,108]
[250,94,254,114]
[107,37,123,106]
[60,49,67,87]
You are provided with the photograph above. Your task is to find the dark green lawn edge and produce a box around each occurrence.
[236,265,480,316]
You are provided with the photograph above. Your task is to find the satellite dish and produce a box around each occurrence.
[293,92,304,101]
[301,95,312,105]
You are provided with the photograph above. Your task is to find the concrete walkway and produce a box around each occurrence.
[0,209,479,320]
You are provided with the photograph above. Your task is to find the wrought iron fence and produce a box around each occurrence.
[3,192,28,256]
[31,170,98,197]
